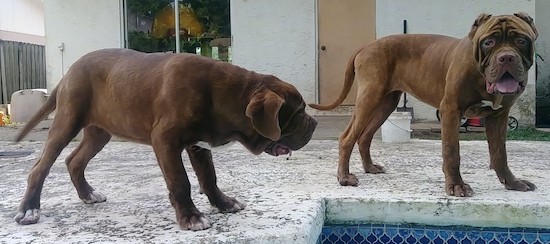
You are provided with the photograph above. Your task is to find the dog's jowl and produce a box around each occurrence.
[310,12,538,197]
[14,49,317,230]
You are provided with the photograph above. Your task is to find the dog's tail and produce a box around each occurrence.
[15,86,58,142]
[308,47,363,110]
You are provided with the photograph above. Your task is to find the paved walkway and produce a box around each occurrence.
[0,117,549,243]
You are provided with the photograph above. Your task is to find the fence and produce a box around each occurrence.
[0,40,47,104]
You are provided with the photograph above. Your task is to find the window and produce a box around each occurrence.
[124,0,231,61]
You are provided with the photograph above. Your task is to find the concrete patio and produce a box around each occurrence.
[0,117,549,243]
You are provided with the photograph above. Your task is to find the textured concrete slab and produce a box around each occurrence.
[1,139,549,243]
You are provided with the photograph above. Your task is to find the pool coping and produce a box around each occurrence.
[261,193,550,244]
[323,197,550,230]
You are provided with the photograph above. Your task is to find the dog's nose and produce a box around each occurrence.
[497,53,516,64]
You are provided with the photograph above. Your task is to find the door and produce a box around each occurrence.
[317,0,376,105]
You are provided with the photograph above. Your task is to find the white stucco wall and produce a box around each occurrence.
[230,0,316,103]
[44,0,123,89]
[0,0,45,44]
[376,0,536,124]
[40,0,541,124]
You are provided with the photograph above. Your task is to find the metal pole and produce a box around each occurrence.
[174,0,180,53]
[122,0,129,48]
[0,42,8,104]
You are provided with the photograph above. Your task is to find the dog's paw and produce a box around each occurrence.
[338,174,359,186]
[178,213,212,231]
[504,179,536,191]
[446,183,474,197]
[216,197,246,213]
[14,209,40,225]
[364,164,385,174]
[81,191,107,204]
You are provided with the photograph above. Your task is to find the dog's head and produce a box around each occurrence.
[468,12,538,95]
[245,76,317,156]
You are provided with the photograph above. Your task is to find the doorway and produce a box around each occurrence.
[317,0,376,105]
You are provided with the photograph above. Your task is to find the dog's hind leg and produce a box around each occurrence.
[357,91,403,174]
[65,126,111,204]
[186,146,246,213]
[337,114,360,186]
[337,82,388,186]
[15,116,83,225]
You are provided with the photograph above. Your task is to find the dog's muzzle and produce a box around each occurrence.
[264,114,317,156]
[485,51,527,95]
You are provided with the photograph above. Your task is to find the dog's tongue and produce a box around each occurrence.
[487,73,520,94]
[272,144,291,156]
[495,77,519,94]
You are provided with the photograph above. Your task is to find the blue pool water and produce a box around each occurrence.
[318,223,550,244]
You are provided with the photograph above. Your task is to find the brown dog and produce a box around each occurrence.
[310,13,538,197]
[14,48,317,230]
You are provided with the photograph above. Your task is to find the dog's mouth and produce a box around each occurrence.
[486,72,525,95]
[264,142,291,156]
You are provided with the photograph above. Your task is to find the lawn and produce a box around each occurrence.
[412,127,550,141]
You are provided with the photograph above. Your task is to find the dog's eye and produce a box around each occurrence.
[515,37,528,46]
[482,39,496,48]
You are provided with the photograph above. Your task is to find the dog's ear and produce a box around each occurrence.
[246,91,284,141]
[469,13,492,40]
[514,12,538,39]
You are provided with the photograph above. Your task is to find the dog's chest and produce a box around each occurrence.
[464,98,510,118]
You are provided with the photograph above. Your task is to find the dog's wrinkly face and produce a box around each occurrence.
[245,80,317,156]
[468,12,538,95]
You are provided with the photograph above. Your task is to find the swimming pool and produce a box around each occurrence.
[318,223,550,244]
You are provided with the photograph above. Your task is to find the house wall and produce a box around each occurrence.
[0,0,45,44]
[41,0,541,124]
[376,0,536,124]
[44,0,123,89]
[230,0,317,104]
[230,0,538,124]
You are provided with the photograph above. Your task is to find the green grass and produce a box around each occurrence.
[412,127,550,141]
[506,127,550,141]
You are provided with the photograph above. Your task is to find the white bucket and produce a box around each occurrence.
[381,112,412,143]
[10,89,48,123]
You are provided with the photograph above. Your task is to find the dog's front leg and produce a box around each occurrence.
[440,106,474,197]
[485,111,536,191]
[186,146,246,213]
[151,132,211,231]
